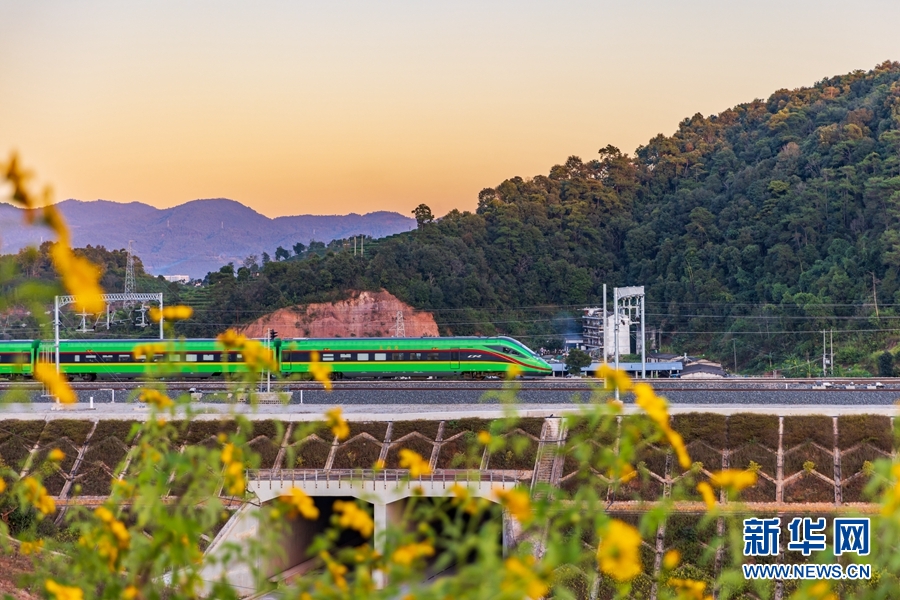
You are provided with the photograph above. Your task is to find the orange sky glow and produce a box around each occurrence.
[2,1,900,218]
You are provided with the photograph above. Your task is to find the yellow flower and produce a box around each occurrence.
[608,463,637,483]
[45,579,83,600]
[391,542,435,566]
[663,549,680,570]
[709,469,757,493]
[399,449,432,477]
[22,476,55,515]
[494,487,532,523]
[333,500,374,537]
[139,388,173,409]
[309,351,333,391]
[48,239,105,315]
[325,407,350,440]
[132,342,168,360]
[634,382,668,424]
[477,430,492,445]
[0,478,5,494]
[48,448,65,462]
[667,577,711,600]
[123,585,139,599]
[149,305,193,322]
[279,487,320,520]
[634,383,691,469]
[320,551,348,591]
[697,482,717,509]
[34,361,76,404]
[216,329,247,348]
[808,581,838,600]
[240,339,277,371]
[220,443,245,496]
[502,556,549,599]
[373,459,385,470]
[505,363,522,379]
[20,539,43,555]
[599,364,632,392]
[597,519,643,582]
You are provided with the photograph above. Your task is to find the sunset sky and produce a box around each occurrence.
[2,1,899,218]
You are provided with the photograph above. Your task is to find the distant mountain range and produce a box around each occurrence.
[0,198,415,278]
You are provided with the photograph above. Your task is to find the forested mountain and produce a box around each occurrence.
[176,61,900,374]
[7,62,900,373]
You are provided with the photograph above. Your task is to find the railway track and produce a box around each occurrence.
[4,377,900,393]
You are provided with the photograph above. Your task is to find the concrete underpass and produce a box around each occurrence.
[201,470,518,594]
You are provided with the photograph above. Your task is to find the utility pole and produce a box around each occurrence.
[733,338,737,373]
[822,330,827,377]
[830,329,834,376]
[602,284,607,365]
[872,272,880,318]
[124,240,136,310]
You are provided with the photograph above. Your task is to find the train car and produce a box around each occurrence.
[0,340,39,379]
[280,336,552,379]
[49,338,254,381]
[9,335,551,381]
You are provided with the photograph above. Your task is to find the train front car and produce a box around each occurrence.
[484,336,553,377]
[279,336,552,380]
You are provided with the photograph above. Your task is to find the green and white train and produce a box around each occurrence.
[0,336,552,380]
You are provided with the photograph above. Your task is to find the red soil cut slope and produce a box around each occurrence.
[240,290,439,339]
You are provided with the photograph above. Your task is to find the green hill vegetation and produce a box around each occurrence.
[6,62,900,374]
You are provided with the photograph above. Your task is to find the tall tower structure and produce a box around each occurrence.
[124,241,136,310]
[392,311,405,337]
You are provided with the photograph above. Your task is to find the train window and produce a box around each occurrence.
[203,354,215,361]
[74,355,81,363]
[153,353,165,362]
[428,353,440,360]
[357,353,369,361]
[374,353,386,361]
[323,354,334,362]
[118,355,130,362]
[186,354,198,362]
[411,352,423,361]
[393,353,405,361]
[86,355,97,362]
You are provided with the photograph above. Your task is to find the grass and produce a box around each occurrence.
[729,443,777,476]
[40,420,93,445]
[249,436,282,470]
[784,443,835,479]
[385,437,435,469]
[685,440,722,472]
[436,432,483,469]
[837,415,893,451]
[782,416,834,448]
[390,420,440,441]
[727,414,779,449]
[673,413,727,448]
[183,420,239,445]
[331,437,383,470]
[441,418,492,439]
[76,436,130,496]
[289,439,332,469]
[347,422,388,441]
[783,472,835,503]
[0,420,46,444]
[486,435,538,470]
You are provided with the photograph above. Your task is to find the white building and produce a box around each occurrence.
[162,275,190,284]
[582,308,632,359]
